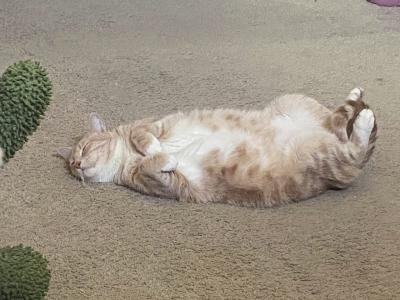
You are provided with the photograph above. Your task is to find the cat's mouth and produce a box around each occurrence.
[70,160,96,180]
[79,167,97,181]
[71,166,93,182]
[70,168,85,182]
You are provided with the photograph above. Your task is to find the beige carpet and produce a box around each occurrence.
[1,1,399,299]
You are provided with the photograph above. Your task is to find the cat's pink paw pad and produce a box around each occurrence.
[347,87,364,101]
[354,109,374,144]
[161,155,178,172]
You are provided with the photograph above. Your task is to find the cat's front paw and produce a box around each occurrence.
[161,155,178,172]
[146,136,163,155]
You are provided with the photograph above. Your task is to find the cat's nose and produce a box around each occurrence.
[71,160,81,169]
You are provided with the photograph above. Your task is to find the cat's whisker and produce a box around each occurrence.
[77,169,85,184]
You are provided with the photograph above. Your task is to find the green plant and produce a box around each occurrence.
[0,244,50,300]
[0,60,52,164]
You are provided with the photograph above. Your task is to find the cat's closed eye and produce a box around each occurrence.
[81,144,88,155]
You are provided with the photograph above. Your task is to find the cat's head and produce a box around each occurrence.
[57,113,124,183]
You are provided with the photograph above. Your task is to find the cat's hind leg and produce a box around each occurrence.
[324,87,370,142]
[351,108,375,146]
[342,87,377,156]
[325,87,377,167]
[350,108,378,166]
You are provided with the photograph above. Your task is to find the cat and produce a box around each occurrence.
[58,87,377,208]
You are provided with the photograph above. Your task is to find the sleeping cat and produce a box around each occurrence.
[58,88,377,208]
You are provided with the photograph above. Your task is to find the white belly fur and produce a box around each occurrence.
[161,122,247,184]
[159,109,322,184]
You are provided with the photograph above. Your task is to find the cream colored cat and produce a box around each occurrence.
[58,88,377,208]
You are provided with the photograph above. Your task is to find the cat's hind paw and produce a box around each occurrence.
[347,87,364,101]
[353,108,375,145]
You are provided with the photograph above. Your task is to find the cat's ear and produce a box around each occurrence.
[57,147,72,161]
[89,112,106,133]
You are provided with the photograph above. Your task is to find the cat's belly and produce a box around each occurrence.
[161,125,249,184]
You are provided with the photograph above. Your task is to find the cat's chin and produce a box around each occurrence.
[79,173,114,183]
[90,176,115,183]
[70,168,111,183]
[81,167,96,178]
[85,168,119,183]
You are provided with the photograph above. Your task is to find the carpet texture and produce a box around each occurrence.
[1,1,399,299]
